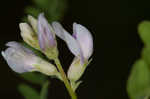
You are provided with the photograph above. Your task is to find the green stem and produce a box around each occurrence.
[55,58,77,99]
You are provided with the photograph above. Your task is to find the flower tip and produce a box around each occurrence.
[19,23,31,33]
[52,21,59,26]
[27,15,33,19]
[19,23,27,29]
[1,51,5,58]
[27,15,38,32]
[73,23,93,59]
[38,13,45,20]
[73,22,78,30]
[5,41,18,47]
[38,13,47,27]
[73,22,78,26]
[52,21,66,40]
[39,12,44,16]
[72,22,79,38]
[37,13,56,51]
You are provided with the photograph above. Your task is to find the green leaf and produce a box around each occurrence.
[127,59,150,99]
[20,72,47,85]
[18,84,40,99]
[40,81,50,99]
[138,21,150,46]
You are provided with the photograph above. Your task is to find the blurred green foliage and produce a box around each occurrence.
[138,21,150,46]
[18,84,40,99]
[127,21,150,99]
[18,82,50,99]
[40,81,50,99]
[23,0,67,22]
[18,0,68,99]
[127,60,150,99]
[20,72,47,85]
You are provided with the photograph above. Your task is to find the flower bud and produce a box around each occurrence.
[27,15,38,33]
[37,13,58,59]
[1,41,59,76]
[67,58,87,81]
[19,23,40,50]
[52,22,93,81]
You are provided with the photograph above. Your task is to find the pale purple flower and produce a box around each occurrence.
[52,22,93,64]
[72,23,93,59]
[52,22,93,81]
[1,41,58,75]
[37,13,56,51]
[1,41,36,73]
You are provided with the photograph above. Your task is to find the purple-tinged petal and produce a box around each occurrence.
[2,41,59,75]
[2,41,58,74]
[72,23,77,39]
[73,23,93,59]
[52,22,81,58]
[6,41,22,49]
[52,22,66,41]
[6,41,35,55]
[38,33,46,50]
[72,33,77,39]
[64,30,84,60]
[38,13,56,50]
[1,46,36,73]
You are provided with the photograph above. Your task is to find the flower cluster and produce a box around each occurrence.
[2,13,93,91]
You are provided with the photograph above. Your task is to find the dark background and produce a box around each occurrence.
[0,0,149,99]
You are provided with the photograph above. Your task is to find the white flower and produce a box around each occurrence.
[1,41,58,76]
[52,22,93,81]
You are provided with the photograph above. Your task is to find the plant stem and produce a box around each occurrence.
[55,58,77,99]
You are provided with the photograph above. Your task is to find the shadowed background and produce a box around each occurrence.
[0,0,149,99]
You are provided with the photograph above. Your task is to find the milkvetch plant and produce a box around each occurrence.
[2,13,93,99]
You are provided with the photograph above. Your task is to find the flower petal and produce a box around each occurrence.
[28,15,38,33]
[73,23,93,59]
[38,32,46,50]
[52,22,81,58]
[38,13,56,50]
[6,41,35,55]
[2,42,58,76]
[19,23,34,41]
[67,57,86,81]
[2,47,35,73]
[52,22,66,41]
